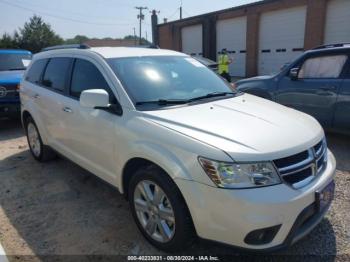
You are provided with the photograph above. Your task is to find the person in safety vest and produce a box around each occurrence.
[218,48,232,82]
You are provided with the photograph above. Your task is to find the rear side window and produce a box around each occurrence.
[26,59,48,84]
[42,58,72,92]
[299,55,348,79]
[70,59,114,102]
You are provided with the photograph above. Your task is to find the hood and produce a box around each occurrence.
[237,75,274,84]
[142,94,324,162]
[0,70,25,85]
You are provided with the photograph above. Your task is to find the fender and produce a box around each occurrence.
[117,140,195,193]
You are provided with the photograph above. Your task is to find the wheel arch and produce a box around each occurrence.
[21,110,49,145]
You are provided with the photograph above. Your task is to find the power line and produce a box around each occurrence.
[0,0,133,26]
[12,0,134,21]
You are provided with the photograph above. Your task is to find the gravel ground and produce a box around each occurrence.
[0,118,349,261]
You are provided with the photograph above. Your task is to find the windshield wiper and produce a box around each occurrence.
[136,99,189,106]
[135,92,236,106]
[188,91,236,102]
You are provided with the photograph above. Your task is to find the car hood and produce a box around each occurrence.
[142,94,324,161]
[236,75,274,84]
[0,70,25,85]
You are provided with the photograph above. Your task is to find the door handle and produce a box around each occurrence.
[62,107,73,113]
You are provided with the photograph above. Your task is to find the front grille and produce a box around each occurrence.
[273,138,327,188]
[0,84,19,99]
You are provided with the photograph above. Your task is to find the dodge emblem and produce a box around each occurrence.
[0,86,7,98]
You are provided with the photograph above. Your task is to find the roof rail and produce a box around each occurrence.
[312,43,350,50]
[131,44,160,49]
[41,44,90,52]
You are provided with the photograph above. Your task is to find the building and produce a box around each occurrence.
[156,0,350,77]
[84,39,136,47]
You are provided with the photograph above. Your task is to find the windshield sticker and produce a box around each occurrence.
[185,57,205,67]
[22,59,31,67]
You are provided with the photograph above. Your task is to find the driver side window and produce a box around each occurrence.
[70,59,116,103]
[298,55,347,79]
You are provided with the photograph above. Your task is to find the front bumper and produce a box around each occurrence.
[175,150,336,251]
[0,102,20,117]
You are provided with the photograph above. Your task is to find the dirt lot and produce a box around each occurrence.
[0,118,349,260]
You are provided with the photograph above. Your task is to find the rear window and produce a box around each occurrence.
[42,58,72,92]
[26,59,48,84]
[0,53,32,71]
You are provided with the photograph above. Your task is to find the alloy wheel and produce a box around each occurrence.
[133,180,176,243]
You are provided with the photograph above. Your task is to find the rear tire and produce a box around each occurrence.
[25,116,56,162]
[128,165,196,252]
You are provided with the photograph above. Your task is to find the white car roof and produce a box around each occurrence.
[91,47,187,58]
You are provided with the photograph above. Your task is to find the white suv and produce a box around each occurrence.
[20,45,336,252]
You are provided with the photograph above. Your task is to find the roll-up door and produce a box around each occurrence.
[216,16,247,77]
[258,6,307,75]
[181,24,203,57]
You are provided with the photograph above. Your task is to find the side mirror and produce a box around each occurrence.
[289,68,299,81]
[80,89,109,108]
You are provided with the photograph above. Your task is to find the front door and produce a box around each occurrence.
[276,53,348,127]
[60,58,119,183]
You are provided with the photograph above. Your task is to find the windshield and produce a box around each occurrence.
[107,56,235,105]
[0,53,32,71]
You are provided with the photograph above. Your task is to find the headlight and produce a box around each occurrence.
[198,157,281,189]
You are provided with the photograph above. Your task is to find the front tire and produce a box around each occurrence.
[129,165,196,252]
[25,116,56,162]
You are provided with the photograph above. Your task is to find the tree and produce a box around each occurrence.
[124,35,150,45]
[15,15,63,53]
[64,35,89,45]
[0,33,18,49]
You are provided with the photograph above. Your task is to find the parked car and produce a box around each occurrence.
[21,45,335,252]
[0,49,32,118]
[193,56,218,73]
[236,43,350,135]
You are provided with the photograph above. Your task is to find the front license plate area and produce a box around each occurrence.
[316,180,335,212]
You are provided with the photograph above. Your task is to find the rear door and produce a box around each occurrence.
[40,57,73,145]
[276,52,348,127]
[59,58,118,183]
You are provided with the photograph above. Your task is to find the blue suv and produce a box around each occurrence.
[0,49,32,118]
[236,43,350,135]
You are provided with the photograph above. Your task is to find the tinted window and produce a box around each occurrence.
[42,58,71,92]
[107,56,233,103]
[299,55,348,79]
[0,53,32,71]
[26,59,48,84]
[70,59,114,102]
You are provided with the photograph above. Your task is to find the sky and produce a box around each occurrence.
[0,0,259,40]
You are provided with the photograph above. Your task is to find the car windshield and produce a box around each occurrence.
[0,53,32,71]
[107,56,236,106]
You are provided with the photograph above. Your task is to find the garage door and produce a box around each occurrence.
[324,0,350,44]
[216,16,247,77]
[258,6,307,75]
[181,24,203,57]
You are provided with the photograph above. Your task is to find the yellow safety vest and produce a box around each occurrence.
[218,54,229,74]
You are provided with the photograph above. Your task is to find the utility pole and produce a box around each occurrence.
[133,27,136,46]
[135,6,148,45]
[145,31,148,42]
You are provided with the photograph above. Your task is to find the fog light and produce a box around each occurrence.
[244,225,281,245]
